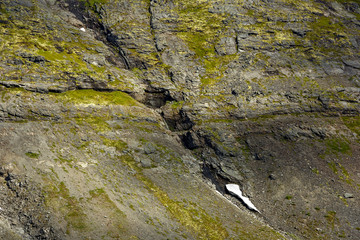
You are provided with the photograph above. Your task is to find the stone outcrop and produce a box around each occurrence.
[0,0,360,239]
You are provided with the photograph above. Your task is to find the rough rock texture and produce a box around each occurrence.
[0,0,360,239]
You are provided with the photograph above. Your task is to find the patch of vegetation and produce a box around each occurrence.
[174,0,226,58]
[307,15,350,55]
[44,181,88,233]
[121,118,163,134]
[0,10,133,91]
[88,187,127,238]
[172,0,238,87]
[25,151,40,159]
[238,141,252,162]
[324,211,338,230]
[55,89,138,106]
[80,0,108,10]
[311,167,319,174]
[328,161,355,186]
[328,161,338,175]
[119,154,229,240]
[232,222,286,240]
[342,116,360,139]
[55,155,73,164]
[285,195,293,200]
[324,137,351,155]
[74,116,112,132]
[101,137,128,152]
[169,100,184,110]
[309,16,344,34]
[88,187,106,196]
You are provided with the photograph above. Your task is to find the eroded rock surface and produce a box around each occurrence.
[0,0,360,239]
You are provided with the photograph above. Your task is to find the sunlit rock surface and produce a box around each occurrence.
[0,0,360,239]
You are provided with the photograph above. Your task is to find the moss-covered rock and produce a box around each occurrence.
[0,0,360,239]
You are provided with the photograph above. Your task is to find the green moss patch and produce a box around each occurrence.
[174,0,226,58]
[119,154,229,240]
[44,181,88,233]
[102,137,128,151]
[172,0,238,87]
[55,89,138,106]
[343,116,360,139]
[25,151,40,159]
[324,211,339,230]
[80,0,108,9]
[306,15,351,56]
[88,188,127,238]
[74,116,112,132]
[325,137,351,155]
[0,8,133,91]
[328,161,355,186]
[285,195,293,200]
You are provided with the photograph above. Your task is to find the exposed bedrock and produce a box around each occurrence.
[0,0,360,239]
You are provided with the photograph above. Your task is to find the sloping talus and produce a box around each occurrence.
[0,0,360,239]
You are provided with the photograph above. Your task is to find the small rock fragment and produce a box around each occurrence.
[344,193,354,199]
[269,173,276,180]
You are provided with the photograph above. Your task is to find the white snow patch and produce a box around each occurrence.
[226,184,260,213]
[80,27,86,32]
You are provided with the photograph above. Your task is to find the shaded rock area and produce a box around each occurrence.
[0,170,64,240]
[0,0,360,239]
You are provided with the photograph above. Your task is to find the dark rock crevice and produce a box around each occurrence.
[60,0,181,111]
[144,86,174,109]
[163,110,194,132]
[202,163,230,193]
[0,80,127,94]
[62,0,131,69]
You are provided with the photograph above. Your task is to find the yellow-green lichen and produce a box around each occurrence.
[74,116,112,132]
[324,211,339,230]
[172,0,238,87]
[80,0,108,10]
[25,151,40,159]
[119,154,229,240]
[101,137,128,151]
[55,89,139,106]
[328,161,356,187]
[169,100,184,110]
[0,10,133,91]
[342,116,360,140]
[44,181,88,233]
[87,188,127,238]
[325,137,351,156]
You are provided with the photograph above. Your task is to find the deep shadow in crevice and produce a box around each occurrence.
[144,87,174,109]
[202,164,229,194]
[164,110,194,132]
[62,0,131,69]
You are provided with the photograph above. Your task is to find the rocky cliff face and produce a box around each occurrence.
[0,0,360,239]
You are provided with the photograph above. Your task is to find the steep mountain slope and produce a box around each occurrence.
[0,0,360,239]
